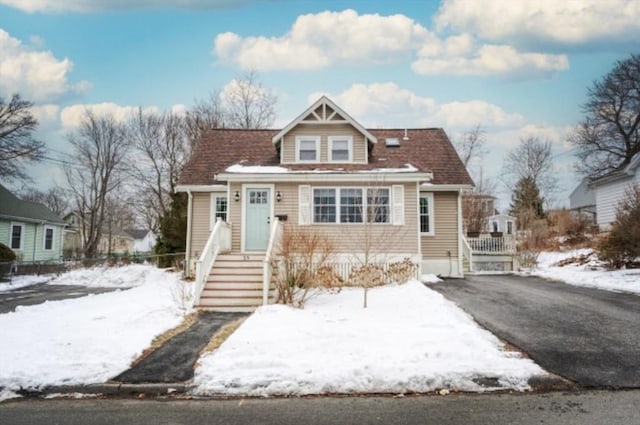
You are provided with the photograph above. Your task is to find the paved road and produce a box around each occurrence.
[0,282,117,314]
[2,391,639,425]
[429,275,640,388]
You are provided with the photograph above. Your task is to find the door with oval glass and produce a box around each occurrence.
[244,187,271,251]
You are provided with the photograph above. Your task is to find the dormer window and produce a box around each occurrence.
[296,136,320,162]
[329,136,353,162]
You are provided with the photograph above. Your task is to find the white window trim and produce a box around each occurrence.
[210,193,228,230]
[43,225,55,251]
[328,135,353,163]
[419,192,435,236]
[311,186,392,225]
[295,136,321,163]
[10,222,25,251]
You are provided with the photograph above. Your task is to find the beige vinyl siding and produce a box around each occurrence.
[276,182,418,254]
[189,192,212,258]
[281,123,367,164]
[421,191,459,258]
[228,182,242,252]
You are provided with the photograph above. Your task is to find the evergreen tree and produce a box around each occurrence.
[154,192,187,267]
[510,177,545,230]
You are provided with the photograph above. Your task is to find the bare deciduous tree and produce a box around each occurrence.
[571,53,640,177]
[502,136,557,209]
[455,124,486,169]
[18,186,70,217]
[127,109,189,231]
[0,94,45,181]
[223,71,277,129]
[185,90,227,146]
[64,111,129,258]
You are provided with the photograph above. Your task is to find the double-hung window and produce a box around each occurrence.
[419,193,434,235]
[43,226,55,251]
[211,194,228,229]
[328,136,352,162]
[10,223,24,250]
[312,188,390,224]
[296,136,320,162]
[367,188,390,223]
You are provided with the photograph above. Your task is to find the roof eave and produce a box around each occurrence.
[216,171,433,183]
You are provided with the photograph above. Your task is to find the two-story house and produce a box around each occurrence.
[177,97,474,310]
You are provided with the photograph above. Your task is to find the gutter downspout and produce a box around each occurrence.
[185,190,193,277]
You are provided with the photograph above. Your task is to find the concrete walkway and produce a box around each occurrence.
[113,311,247,384]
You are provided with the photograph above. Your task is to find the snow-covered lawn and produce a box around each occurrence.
[194,280,545,396]
[0,265,188,400]
[531,249,640,295]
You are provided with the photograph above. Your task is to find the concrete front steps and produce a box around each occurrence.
[197,253,274,312]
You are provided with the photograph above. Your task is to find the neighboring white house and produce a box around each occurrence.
[129,229,156,254]
[569,177,597,223]
[486,214,516,235]
[590,153,640,229]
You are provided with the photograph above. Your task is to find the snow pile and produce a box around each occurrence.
[532,249,640,295]
[420,273,442,283]
[194,280,544,396]
[0,275,50,292]
[50,264,161,288]
[0,265,187,397]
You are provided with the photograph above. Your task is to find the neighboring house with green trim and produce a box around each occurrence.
[0,184,65,262]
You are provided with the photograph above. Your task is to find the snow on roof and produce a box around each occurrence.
[225,163,419,174]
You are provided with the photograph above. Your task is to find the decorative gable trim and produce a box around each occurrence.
[271,96,377,146]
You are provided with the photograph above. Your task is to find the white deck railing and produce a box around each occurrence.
[466,235,517,255]
[193,218,231,303]
[461,236,473,272]
[263,218,283,305]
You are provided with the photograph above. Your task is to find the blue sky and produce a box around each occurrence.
[1,0,639,210]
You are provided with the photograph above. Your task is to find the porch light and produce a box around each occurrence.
[234,191,240,202]
[276,191,283,202]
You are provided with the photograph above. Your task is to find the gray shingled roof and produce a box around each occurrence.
[0,184,65,225]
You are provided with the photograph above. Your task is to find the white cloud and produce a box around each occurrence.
[432,100,524,128]
[29,103,59,125]
[311,82,523,130]
[413,35,569,78]
[59,103,159,128]
[0,29,89,102]
[308,82,436,129]
[0,0,248,13]
[214,9,433,71]
[434,0,640,47]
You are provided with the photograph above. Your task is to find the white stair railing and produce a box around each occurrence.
[461,236,473,272]
[263,218,283,306]
[193,218,231,304]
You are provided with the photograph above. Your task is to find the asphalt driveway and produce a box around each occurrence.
[0,282,117,314]
[429,275,640,389]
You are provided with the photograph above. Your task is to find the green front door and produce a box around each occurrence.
[245,188,271,251]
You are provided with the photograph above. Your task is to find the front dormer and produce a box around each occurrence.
[272,96,377,165]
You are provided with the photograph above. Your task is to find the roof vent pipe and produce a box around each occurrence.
[403,129,409,141]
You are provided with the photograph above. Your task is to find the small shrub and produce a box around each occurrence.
[271,226,335,308]
[386,257,417,283]
[313,265,344,288]
[598,185,640,268]
[348,264,385,288]
[0,243,16,262]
